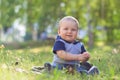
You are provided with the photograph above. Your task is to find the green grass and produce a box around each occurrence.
[0,44,120,80]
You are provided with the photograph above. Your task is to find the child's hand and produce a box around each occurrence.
[77,52,90,62]
[83,52,90,59]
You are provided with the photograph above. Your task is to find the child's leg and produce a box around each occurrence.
[44,62,52,71]
[80,62,93,71]
[88,66,99,75]
[76,65,88,74]
[80,62,99,75]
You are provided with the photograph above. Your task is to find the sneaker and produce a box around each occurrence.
[31,66,44,72]
[32,63,52,74]
[88,66,99,75]
[44,62,52,72]
[80,62,93,71]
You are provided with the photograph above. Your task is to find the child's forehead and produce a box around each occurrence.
[60,19,76,25]
[59,17,79,26]
[60,18,75,23]
[58,16,79,29]
[59,20,78,29]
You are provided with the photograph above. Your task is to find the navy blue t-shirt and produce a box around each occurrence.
[53,36,86,54]
[52,36,87,64]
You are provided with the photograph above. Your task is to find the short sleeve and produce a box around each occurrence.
[53,41,65,54]
[81,44,86,54]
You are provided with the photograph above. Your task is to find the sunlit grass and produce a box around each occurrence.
[16,46,52,54]
[0,44,120,80]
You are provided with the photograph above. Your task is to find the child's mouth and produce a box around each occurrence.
[66,35,72,37]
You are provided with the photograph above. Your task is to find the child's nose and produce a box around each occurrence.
[68,30,72,33]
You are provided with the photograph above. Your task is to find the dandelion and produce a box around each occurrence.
[15,68,28,73]
[0,44,5,49]
[1,64,7,69]
[6,50,12,54]
[112,48,118,54]
[15,68,25,73]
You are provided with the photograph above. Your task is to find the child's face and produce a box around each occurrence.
[58,20,78,42]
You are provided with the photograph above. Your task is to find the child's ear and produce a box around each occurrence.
[58,30,60,35]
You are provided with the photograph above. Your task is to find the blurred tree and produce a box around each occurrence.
[93,0,120,43]
[26,0,64,40]
[0,0,120,44]
[0,0,24,27]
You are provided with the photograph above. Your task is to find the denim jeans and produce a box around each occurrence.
[52,63,89,74]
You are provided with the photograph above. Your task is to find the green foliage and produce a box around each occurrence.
[1,0,119,28]
[0,0,120,43]
[0,0,24,27]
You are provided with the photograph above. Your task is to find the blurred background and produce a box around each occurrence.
[0,0,120,49]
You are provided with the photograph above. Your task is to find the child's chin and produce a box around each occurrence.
[68,40,74,43]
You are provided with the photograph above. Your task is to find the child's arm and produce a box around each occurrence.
[56,50,90,62]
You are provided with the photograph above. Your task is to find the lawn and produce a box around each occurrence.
[0,44,120,80]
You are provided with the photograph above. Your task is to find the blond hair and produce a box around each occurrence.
[58,16,79,29]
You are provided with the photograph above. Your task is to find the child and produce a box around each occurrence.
[32,16,99,75]
[50,16,99,75]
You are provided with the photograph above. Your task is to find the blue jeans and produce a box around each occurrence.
[45,62,99,75]
[52,63,89,74]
